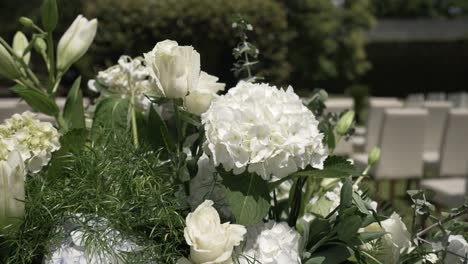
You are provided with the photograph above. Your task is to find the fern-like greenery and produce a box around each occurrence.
[0,131,188,263]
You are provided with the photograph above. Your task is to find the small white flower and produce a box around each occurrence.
[90,56,156,110]
[202,81,327,180]
[445,235,468,264]
[183,200,246,264]
[240,221,301,264]
[144,40,200,99]
[0,112,60,173]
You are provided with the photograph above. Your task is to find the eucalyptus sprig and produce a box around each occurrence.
[231,16,262,83]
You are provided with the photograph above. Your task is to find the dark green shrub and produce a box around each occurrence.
[83,0,291,87]
[286,0,376,92]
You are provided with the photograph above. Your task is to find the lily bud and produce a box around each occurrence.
[19,17,34,28]
[336,110,355,136]
[13,31,31,64]
[0,43,21,80]
[56,15,98,72]
[368,147,381,166]
[33,37,47,55]
[0,151,26,233]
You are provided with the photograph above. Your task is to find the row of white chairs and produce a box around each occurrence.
[0,98,68,124]
[325,97,467,206]
[406,91,468,108]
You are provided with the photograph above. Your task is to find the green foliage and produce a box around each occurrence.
[63,76,85,130]
[91,98,130,138]
[287,0,376,89]
[10,84,59,116]
[1,131,187,263]
[371,0,468,18]
[83,0,291,86]
[222,172,270,226]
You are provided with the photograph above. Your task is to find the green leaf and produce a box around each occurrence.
[41,0,58,32]
[63,77,85,130]
[336,215,362,243]
[307,218,332,249]
[147,104,176,153]
[10,84,59,116]
[91,98,129,138]
[222,172,270,226]
[178,108,201,127]
[46,128,88,178]
[340,178,353,211]
[352,192,370,215]
[293,156,360,178]
[305,245,353,264]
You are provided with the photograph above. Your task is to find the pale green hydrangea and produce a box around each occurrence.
[0,111,60,173]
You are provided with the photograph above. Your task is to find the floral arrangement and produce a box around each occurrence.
[0,1,467,263]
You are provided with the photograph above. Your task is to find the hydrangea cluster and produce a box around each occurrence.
[0,112,60,173]
[88,56,157,109]
[240,221,301,264]
[202,81,327,180]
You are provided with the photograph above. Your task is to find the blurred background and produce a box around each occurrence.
[1,0,468,99]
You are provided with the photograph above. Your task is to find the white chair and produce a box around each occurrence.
[363,98,403,153]
[422,101,452,162]
[448,92,468,108]
[421,109,468,207]
[406,93,425,107]
[324,98,354,114]
[427,92,446,101]
[373,108,428,180]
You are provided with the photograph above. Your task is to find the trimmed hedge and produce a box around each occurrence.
[83,0,291,87]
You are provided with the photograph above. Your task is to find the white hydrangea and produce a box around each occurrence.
[202,81,327,180]
[0,111,60,173]
[239,221,301,264]
[88,56,158,110]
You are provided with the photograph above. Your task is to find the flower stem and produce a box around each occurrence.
[129,75,139,148]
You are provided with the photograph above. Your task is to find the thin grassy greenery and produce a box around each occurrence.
[0,130,188,263]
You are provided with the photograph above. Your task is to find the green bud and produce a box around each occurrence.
[368,147,381,166]
[0,42,21,80]
[33,37,47,54]
[19,17,34,28]
[12,31,30,64]
[41,0,58,32]
[317,89,328,101]
[336,110,355,136]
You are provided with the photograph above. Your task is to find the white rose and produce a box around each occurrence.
[240,221,301,264]
[445,235,468,264]
[57,15,97,72]
[183,200,246,264]
[0,150,26,233]
[184,71,225,115]
[361,212,411,264]
[144,40,201,99]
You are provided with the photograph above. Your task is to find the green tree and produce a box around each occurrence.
[286,0,376,92]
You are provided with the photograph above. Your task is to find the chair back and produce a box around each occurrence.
[365,98,403,152]
[423,101,452,153]
[374,108,428,179]
[439,109,468,177]
[406,93,425,107]
[324,98,354,115]
[0,98,30,122]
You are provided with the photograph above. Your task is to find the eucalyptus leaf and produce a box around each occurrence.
[358,231,387,243]
[222,172,270,226]
[305,245,353,264]
[336,215,362,243]
[147,104,176,153]
[339,178,353,213]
